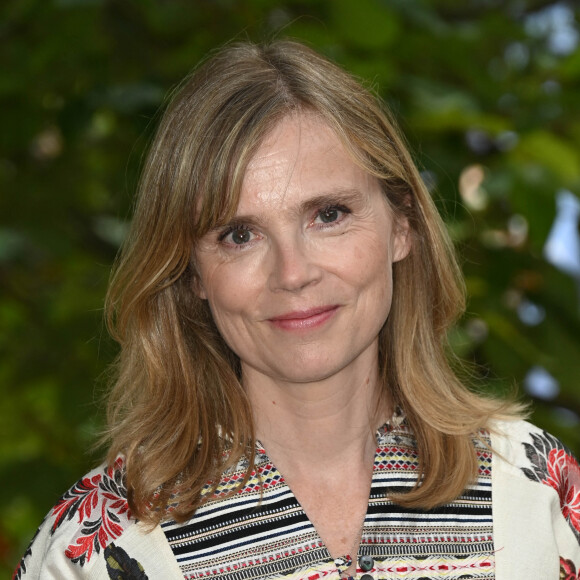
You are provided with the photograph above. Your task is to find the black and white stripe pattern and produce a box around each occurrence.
[163,420,494,579]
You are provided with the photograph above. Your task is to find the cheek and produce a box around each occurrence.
[197,260,263,331]
[201,280,253,357]
[203,274,245,317]
[350,236,394,289]
[349,239,395,326]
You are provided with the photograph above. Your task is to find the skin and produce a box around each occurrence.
[195,112,411,567]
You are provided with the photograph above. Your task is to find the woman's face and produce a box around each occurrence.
[195,113,410,386]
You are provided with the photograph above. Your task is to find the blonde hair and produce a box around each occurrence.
[105,39,521,524]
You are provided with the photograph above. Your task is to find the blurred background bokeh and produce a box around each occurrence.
[2,0,580,574]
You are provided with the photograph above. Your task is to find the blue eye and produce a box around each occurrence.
[314,205,351,225]
[230,228,252,244]
[219,225,255,247]
[318,207,340,223]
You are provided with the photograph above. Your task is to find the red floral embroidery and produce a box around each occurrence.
[547,449,580,535]
[522,431,580,543]
[12,526,38,580]
[560,557,580,579]
[50,458,131,566]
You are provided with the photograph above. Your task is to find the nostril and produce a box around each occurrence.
[268,243,321,293]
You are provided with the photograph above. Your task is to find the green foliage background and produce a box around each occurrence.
[2,0,580,574]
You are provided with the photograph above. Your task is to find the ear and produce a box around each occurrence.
[392,217,412,263]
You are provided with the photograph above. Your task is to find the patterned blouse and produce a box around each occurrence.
[14,418,580,579]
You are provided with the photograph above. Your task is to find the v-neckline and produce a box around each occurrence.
[163,412,496,579]
[253,422,391,577]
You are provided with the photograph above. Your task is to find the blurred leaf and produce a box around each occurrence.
[331,0,400,49]
[515,130,580,182]
[2,0,580,576]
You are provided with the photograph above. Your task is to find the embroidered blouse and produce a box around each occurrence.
[14,419,580,579]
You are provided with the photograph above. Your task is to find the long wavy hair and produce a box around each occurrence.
[104,39,521,524]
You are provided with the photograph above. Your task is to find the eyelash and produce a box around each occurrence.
[311,204,351,227]
[217,224,256,248]
[217,203,352,249]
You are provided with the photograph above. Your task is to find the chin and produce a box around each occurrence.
[266,360,352,385]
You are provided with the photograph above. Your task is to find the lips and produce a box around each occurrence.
[268,305,339,331]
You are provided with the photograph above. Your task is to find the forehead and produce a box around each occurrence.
[236,113,380,213]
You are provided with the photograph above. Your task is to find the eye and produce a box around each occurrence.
[218,225,258,247]
[313,205,351,226]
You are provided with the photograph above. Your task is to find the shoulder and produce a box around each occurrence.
[14,457,136,579]
[489,418,579,484]
[489,418,579,506]
[489,418,580,575]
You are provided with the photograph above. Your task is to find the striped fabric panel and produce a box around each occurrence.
[162,421,495,579]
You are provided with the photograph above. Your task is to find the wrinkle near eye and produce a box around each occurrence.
[313,205,351,226]
[192,113,402,393]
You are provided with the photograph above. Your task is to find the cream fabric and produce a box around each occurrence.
[15,419,580,579]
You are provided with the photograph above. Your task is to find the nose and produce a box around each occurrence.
[268,236,322,293]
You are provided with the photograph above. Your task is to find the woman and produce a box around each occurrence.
[15,40,580,580]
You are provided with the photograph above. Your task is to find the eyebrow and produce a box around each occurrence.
[300,188,366,214]
[217,187,367,228]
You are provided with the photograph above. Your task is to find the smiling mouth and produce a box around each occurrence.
[268,305,340,331]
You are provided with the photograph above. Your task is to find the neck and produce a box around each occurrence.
[242,363,389,473]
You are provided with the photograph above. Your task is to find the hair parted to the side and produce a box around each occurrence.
[104,39,523,525]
